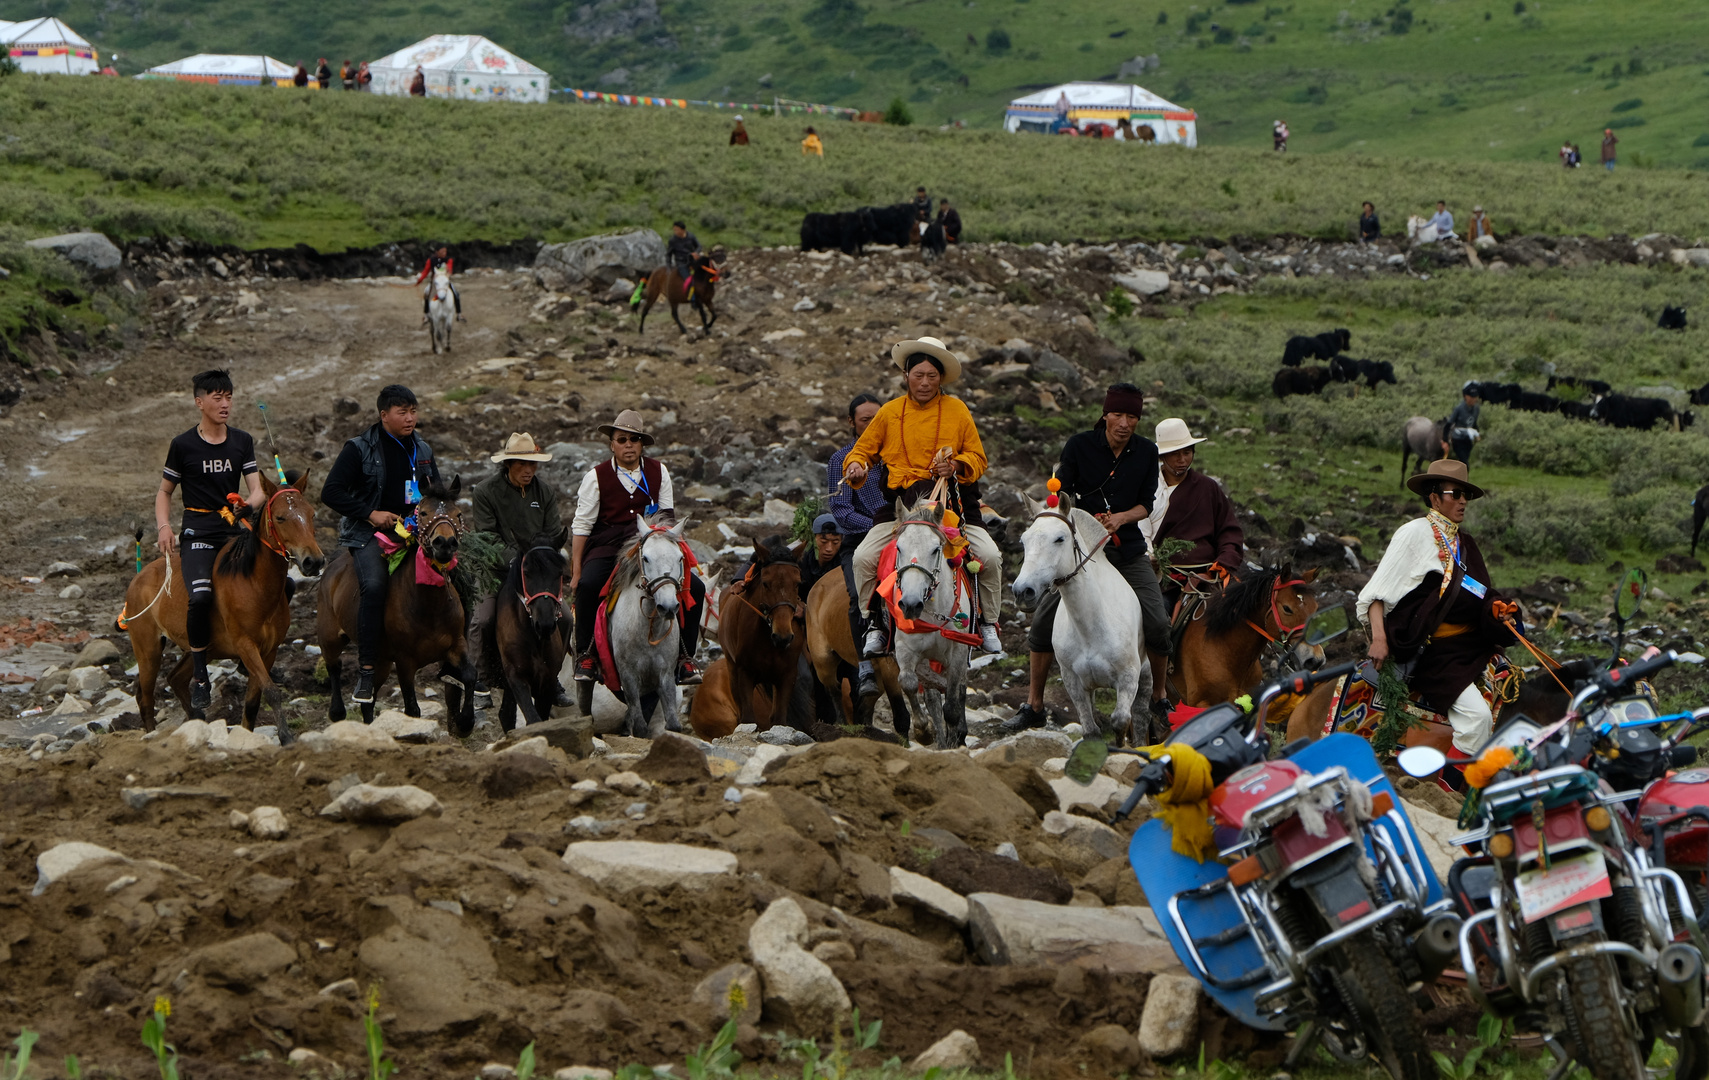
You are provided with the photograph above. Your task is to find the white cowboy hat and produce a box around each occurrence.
[489,432,553,464]
[597,409,656,446]
[891,336,962,385]
[734,115,744,122]
[1154,418,1207,455]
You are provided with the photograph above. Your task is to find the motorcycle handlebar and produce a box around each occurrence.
[1259,661,1359,707]
[1571,650,1677,714]
[1112,756,1171,824]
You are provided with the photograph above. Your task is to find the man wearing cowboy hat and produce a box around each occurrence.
[570,410,705,688]
[841,337,1004,655]
[467,433,570,705]
[1358,459,1518,754]
[1004,382,1174,733]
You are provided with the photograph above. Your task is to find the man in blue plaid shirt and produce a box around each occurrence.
[827,393,887,699]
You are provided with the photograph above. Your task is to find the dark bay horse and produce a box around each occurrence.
[1173,566,1320,708]
[122,470,324,743]
[315,479,477,731]
[719,536,805,731]
[489,536,569,733]
[639,252,721,336]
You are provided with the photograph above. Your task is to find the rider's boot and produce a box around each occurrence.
[677,655,702,685]
[553,682,574,709]
[575,654,600,683]
[1000,702,1047,733]
[190,649,211,713]
[978,621,1003,654]
[353,667,376,704]
[855,660,879,701]
[1148,698,1172,745]
[862,597,890,659]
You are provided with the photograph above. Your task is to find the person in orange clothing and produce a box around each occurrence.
[801,126,824,157]
[840,337,1003,655]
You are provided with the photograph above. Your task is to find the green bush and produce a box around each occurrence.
[883,97,914,126]
[1612,98,1643,112]
[985,27,1012,52]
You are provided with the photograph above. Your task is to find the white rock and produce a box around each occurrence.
[224,725,272,752]
[1114,270,1170,295]
[792,298,817,312]
[319,783,443,823]
[323,720,402,748]
[749,898,851,1037]
[371,709,441,742]
[167,718,210,749]
[287,1049,339,1073]
[562,840,737,891]
[553,1070,614,1080]
[910,1030,980,1072]
[44,560,83,578]
[1042,810,1128,860]
[248,806,290,840]
[480,1064,517,1080]
[761,327,807,343]
[604,771,652,795]
[58,584,84,600]
[1398,797,1462,880]
[497,736,550,757]
[1137,973,1202,1058]
[228,809,251,829]
[34,841,127,896]
[52,693,89,716]
[735,744,790,785]
[889,866,969,926]
[966,893,1181,974]
[319,978,360,999]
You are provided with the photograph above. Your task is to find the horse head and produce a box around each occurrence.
[1011,493,1105,610]
[743,535,801,649]
[1208,563,1320,643]
[417,476,464,569]
[517,533,567,638]
[635,513,690,617]
[432,265,451,300]
[260,468,325,577]
[892,498,954,622]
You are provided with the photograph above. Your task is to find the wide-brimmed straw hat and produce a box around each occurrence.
[597,409,655,446]
[892,336,962,385]
[1154,418,1207,455]
[489,432,553,464]
[1405,458,1485,499]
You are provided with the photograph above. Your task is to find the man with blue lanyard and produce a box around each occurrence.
[321,385,444,705]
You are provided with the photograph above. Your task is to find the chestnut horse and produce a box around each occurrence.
[803,568,912,739]
[489,536,569,733]
[1173,566,1319,708]
[638,252,720,336]
[315,478,477,731]
[122,470,324,742]
[718,536,805,731]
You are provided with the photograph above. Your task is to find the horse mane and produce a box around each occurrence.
[1204,567,1284,638]
[215,516,260,578]
[751,534,792,566]
[900,501,944,525]
[612,516,677,592]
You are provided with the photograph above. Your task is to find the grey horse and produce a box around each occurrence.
[1398,416,1444,484]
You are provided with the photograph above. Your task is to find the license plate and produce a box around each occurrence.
[1514,850,1612,924]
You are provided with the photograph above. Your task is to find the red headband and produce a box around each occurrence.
[1103,387,1145,417]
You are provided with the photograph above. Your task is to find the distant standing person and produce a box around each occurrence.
[729,115,749,146]
[293,62,309,88]
[340,59,355,91]
[1358,201,1381,243]
[936,198,961,243]
[1559,140,1573,168]
[1443,382,1481,464]
[911,186,932,221]
[1273,119,1289,151]
[801,127,824,157]
[357,61,373,91]
[409,65,427,97]
[1466,205,1495,247]
[1601,128,1617,171]
[1428,200,1456,241]
[1568,143,1581,167]
[316,58,332,90]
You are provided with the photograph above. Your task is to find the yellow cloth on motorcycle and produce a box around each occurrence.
[1138,741,1217,863]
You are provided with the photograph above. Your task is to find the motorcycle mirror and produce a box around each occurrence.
[1304,605,1350,646]
[1065,738,1110,786]
[1396,745,1447,779]
[1615,567,1646,624]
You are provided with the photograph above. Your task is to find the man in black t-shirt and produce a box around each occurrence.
[320,384,442,704]
[155,369,265,712]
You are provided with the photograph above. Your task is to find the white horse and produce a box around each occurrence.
[605,514,693,738]
[1405,215,1439,246]
[426,266,455,354]
[889,499,973,747]
[1011,495,1151,742]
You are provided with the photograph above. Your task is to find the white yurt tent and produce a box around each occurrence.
[3,16,98,75]
[140,54,295,86]
[1005,82,1197,147]
[367,35,547,103]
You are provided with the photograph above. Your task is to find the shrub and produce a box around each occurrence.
[883,97,913,126]
[985,27,1011,52]
[1612,98,1643,112]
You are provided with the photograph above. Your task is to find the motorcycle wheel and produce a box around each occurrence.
[1563,954,1646,1080]
[1672,1022,1709,1080]
[1333,933,1434,1080]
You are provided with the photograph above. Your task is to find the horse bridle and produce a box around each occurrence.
[1245,578,1310,646]
[728,561,805,624]
[255,487,303,563]
[517,545,565,628]
[894,519,951,606]
[1028,509,1114,587]
[414,501,462,571]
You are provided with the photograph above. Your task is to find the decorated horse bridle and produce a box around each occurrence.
[517,545,565,627]
[893,518,954,606]
[1028,508,1115,588]
[253,486,305,563]
[1245,578,1310,646]
[413,500,463,572]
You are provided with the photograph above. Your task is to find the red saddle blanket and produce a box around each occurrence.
[875,540,982,647]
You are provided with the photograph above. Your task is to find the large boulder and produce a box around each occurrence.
[562,840,737,891]
[319,783,443,824]
[966,893,1181,974]
[535,229,666,291]
[26,232,122,274]
[748,898,851,1037]
[1115,270,1171,296]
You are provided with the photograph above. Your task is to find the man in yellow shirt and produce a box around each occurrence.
[841,337,1003,655]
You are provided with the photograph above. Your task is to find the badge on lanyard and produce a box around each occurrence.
[1462,574,1487,599]
[645,503,659,516]
[403,478,422,504]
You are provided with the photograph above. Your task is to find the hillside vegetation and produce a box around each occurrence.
[2,78,1709,253]
[5,0,1709,162]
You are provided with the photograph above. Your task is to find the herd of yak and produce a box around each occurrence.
[799,203,947,258]
[1272,328,1400,397]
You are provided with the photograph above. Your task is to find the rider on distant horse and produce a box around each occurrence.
[1003,383,1173,733]
[320,384,443,705]
[416,245,465,325]
[468,432,571,707]
[570,409,706,687]
[828,393,887,698]
[666,222,702,308]
[155,368,266,712]
[841,337,1004,656]
[1358,459,1518,755]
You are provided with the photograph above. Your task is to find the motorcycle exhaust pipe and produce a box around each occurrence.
[1658,943,1707,1029]
[1409,912,1463,982]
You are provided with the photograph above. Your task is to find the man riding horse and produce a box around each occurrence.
[1359,459,1518,756]
[320,384,444,705]
[467,432,571,708]
[841,337,1003,657]
[666,222,703,310]
[1004,383,1173,733]
[827,392,887,698]
[156,368,267,712]
[570,409,706,687]
[416,245,464,325]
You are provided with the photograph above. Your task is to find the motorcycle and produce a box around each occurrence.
[1399,649,1709,1080]
[1067,663,1458,1080]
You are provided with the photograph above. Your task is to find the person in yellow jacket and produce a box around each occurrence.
[840,337,1003,655]
[801,127,824,157]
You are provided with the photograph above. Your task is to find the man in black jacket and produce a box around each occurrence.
[1004,382,1173,734]
[936,199,962,243]
[320,385,443,704]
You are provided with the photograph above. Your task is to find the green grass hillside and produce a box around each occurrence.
[6,0,1709,163]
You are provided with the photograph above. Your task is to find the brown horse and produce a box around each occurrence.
[718,536,805,731]
[488,536,569,733]
[122,470,324,743]
[638,252,721,336]
[315,478,477,731]
[804,569,912,740]
[1173,566,1320,708]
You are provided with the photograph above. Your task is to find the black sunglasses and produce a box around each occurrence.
[1433,488,1469,500]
